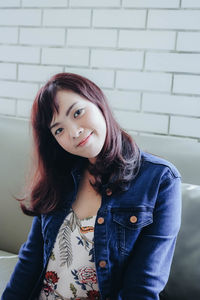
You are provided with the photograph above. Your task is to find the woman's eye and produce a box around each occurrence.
[55,128,63,136]
[74,108,84,118]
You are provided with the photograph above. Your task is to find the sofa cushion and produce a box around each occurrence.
[161,183,200,300]
[0,250,18,296]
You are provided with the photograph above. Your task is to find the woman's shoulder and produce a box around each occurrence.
[139,150,181,179]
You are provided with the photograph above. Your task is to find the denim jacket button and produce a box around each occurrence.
[106,188,112,196]
[99,260,107,268]
[130,215,137,223]
[97,217,104,224]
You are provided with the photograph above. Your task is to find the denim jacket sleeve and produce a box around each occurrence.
[119,169,182,300]
[1,216,43,300]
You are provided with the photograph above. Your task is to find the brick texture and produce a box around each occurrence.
[0,2,199,140]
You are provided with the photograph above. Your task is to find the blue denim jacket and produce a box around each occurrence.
[2,150,182,300]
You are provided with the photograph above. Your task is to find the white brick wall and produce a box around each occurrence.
[16,99,33,118]
[0,81,38,100]
[143,94,200,117]
[145,53,200,74]
[0,63,16,80]
[148,10,200,30]
[116,71,171,92]
[64,67,114,88]
[114,110,169,134]
[69,0,120,8]
[182,0,200,8]
[91,50,144,69]
[18,65,63,82]
[0,0,20,7]
[19,28,65,46]
[118,30,176,50]
[104,90,141,111]
[0,28,18,43]
[177,32,200,52]
[170,116,200,138]
[0,9,41,26]
[0,98,16,115]
[43,9,91,27]
[22,0,68,7]
[0,1,199,142]
[122,0,179,8]
[67,29,117,47]
[93,9,146,28]
[41,48,89,66]
[0,46,40,63]
[173,75,200,95]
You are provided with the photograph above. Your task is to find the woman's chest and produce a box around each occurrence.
[72,176,102,220]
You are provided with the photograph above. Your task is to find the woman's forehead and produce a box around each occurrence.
[50,91,82,122]
[55,89,79,100]
[54,90,94,110]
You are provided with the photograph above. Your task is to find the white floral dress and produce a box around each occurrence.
[38,208,100,300]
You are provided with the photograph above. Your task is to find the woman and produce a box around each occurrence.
[2,73,181,300]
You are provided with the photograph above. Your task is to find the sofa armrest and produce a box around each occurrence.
[0,250,18,296]
[161,183,200,300]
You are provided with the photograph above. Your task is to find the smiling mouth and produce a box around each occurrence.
[77,132,93,147]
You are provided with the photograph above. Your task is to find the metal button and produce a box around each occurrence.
[130,215,137,223]
[97,217,104,224]
[106,188,112,196]
[99,260,107,268]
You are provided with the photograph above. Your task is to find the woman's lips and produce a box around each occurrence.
[77,132,93,147]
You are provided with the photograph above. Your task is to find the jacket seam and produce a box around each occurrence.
[161,168,181,181]
[141,157,181,179]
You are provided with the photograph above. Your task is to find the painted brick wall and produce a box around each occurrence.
[0,0,200,142]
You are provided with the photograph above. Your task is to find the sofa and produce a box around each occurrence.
[0,115,200,299]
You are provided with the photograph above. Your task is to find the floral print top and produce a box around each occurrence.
[38,208,100,300]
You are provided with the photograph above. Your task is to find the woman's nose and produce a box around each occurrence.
[72,127,84,139]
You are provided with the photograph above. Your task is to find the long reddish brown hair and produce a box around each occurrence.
[19,73,141,216]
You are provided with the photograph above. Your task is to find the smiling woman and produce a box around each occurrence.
[2,73,181,300]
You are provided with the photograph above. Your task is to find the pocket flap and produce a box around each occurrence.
[111,206,153,230]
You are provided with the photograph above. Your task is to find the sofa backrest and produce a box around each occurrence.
[133,134,200,186]
[0,116,32,253]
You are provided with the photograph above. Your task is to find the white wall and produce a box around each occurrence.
[0,0,200,142]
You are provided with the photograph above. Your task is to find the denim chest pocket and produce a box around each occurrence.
[111,206,153,255]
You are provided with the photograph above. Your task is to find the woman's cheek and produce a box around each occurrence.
[57,136,68,150]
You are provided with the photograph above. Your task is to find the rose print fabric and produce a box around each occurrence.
[38,209,100,300]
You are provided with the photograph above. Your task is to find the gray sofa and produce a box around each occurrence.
[0,115,200,299]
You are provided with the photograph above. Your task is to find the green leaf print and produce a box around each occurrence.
[50,251,55,261]
[58,218,73,267]
[70,283,77,298]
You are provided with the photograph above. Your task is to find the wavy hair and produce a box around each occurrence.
[19,73,141,216]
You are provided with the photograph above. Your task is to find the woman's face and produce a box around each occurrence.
[50,90,107,164]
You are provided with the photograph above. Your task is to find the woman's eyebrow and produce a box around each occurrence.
[49,102,78,130]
